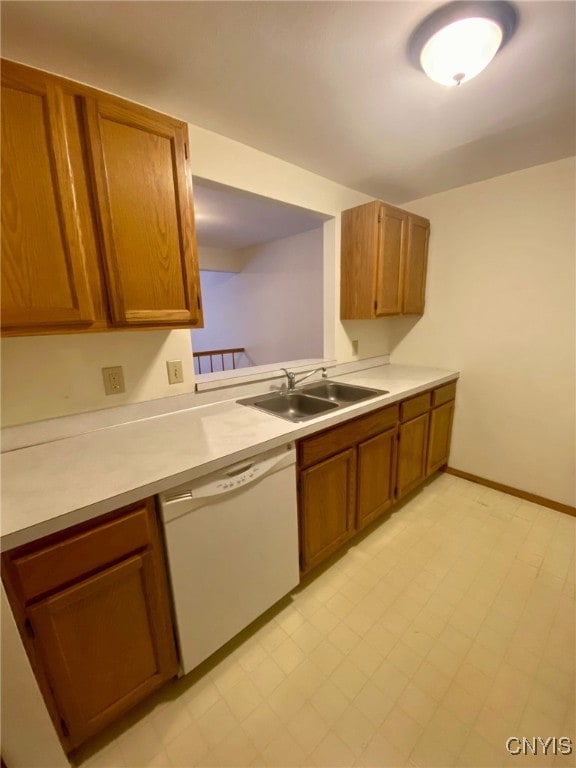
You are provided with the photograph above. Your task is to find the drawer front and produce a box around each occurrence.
[9,504,153,604]
[298,405,399,468]
[400,392,431,422]
[432,381,457,407]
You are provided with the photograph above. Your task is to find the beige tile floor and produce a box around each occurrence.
[77,474,575,768]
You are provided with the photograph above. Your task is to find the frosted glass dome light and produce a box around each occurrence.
[420,17,503,86]
[409,1,518,87]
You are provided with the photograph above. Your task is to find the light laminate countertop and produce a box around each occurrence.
[1,364,458,550]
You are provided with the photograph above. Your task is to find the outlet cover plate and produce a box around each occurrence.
[102,366,125,395]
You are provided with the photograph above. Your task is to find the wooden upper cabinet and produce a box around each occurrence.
[340,200,429,319]
[84,95,202,327]
[1,61,95,330]
[402,214,429,315]
[1,59,203,335]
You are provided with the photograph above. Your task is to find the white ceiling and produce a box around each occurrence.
[192,178,330,249]
[1,1,574,205]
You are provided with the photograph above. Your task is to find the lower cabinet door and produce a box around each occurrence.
[396,412,430,499]
[28,551,178,748]
[299,448,356,573]
[426,400,455,476]
[357,427,396,530]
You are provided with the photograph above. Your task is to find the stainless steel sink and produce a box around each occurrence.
[301,381,388,403]
[238,392,339,422]
[238,380,389,422]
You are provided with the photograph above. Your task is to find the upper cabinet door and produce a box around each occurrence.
[375,204,406,316]
[84,96,202,327]
[402,215,429,315]
[340,200,429,320]
[1,62,95,330]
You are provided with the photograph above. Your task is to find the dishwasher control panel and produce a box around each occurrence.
[159,444,295,521]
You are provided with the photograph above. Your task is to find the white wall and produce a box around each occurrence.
[1,331,196,427]
[198,246,250,273]
[191,271,253,371]
[391,158,576,506]
[192,228,324,368]
[240,228,324,364]
[1,114,375,427]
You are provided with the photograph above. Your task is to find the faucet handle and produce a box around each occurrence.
[321,367,328,378]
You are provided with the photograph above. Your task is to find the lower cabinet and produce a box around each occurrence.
[427,400,456,476]
[1,499,178,753]
[397,392,432,500]
[357,427,397,529]
[299,448,356,573]
[297,381,457,574]
[298,405,398,574]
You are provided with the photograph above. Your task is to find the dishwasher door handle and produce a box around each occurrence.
[160,446,296,520]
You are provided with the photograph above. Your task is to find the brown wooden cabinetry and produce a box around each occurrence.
[299,449,356,573]
[1,63,97,331]
[1,499,178,752]
[357,427,397,529]
[297,381,457,573]
[1,59,203,336]
[85,94,201,327]
[298,405,398,574]
[397,412,430,499]
[340,200,430,319]
[426,382,457,476]
[396,391,431,499]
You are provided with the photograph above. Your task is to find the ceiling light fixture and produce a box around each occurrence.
[408,1,518,87]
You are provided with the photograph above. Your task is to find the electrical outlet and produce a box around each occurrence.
[352,339,359,356]
[102,366,125,395]
[167,360,184,385]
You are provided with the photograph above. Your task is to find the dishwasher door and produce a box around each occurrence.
[159,444,299,675]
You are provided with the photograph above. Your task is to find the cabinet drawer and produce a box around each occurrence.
[298,405,399,468]
[8,504,153,604]
[400,392,431,422]
[432,382,457,407]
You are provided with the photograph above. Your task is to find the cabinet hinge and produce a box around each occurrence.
[60,717,70,738]
[396,431,401,442]
[374,300,378,312]
[184,142,189,160]
[394,486,398,498]
[197,294,201,310]
[24,618,35,639]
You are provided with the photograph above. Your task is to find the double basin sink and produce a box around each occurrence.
[238,380,389,423]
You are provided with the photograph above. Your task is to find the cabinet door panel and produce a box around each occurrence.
[300,449,356,573]
[357,427,396,530]
[427,401,455,476]
[85,96,202,326]
[1,65,94,329]
[28,552,177,748]
[402,216,429,315]
[397,413,429,499]
[375,205,406,315]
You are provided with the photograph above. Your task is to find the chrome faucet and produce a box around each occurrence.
[281,367,327,390]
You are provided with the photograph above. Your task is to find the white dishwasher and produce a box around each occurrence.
[159,443,299,675]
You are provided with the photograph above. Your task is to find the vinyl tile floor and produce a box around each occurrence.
[77,474,576,768]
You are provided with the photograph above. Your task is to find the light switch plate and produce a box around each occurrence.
[102,366,125,395]
[167,360,184,385]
